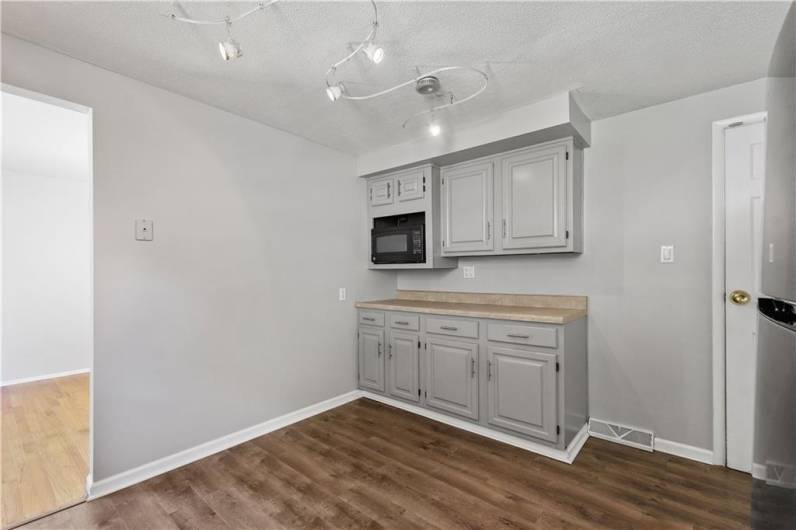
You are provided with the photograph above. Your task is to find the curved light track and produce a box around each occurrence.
[164,1,278,26]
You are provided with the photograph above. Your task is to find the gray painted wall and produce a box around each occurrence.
[1,35,396,481]
[398,79,768,450]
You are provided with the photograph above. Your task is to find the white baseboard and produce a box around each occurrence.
[361,391,589,464]
[88,390,361,500]
[654,437,714,465]
[1,368,90,387]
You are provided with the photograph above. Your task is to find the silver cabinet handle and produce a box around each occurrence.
[486,221,491,240]
[502,218,507,238]
[395,321,409,325]
[440,325,458,331]
[488,360,492,380]
[507,333,530,339]
[362,317,375,322]
[471,357,476,378]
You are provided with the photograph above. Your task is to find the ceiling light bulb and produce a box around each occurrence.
[429,122,441,137]
[363,42,384,64]
[218,38,242,61]
[326,84,344,102]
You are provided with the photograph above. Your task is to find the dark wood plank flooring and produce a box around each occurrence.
[23,398,756,529]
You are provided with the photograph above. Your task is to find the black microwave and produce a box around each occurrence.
[371,213,425,264]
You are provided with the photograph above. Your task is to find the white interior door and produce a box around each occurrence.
[725,121,765,473]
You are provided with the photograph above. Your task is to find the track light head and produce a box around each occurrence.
[326,84,344,102]
[363,41,384,64]
[429,122,441,137]
[218,38,242,61]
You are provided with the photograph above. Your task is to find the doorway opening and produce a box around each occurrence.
[711,112,767,471]
[1,85,93,528]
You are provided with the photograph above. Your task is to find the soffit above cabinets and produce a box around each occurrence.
[357,92,588,178]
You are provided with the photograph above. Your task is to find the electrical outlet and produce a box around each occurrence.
[660,245,674,263]
[338,287,346,301]
[135,219,153,241]
[463,264,475,279]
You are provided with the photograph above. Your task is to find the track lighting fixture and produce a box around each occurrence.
[363,42,384,64]
[165,1,277,61]
[326,84,344,102]
[429,122,441,137]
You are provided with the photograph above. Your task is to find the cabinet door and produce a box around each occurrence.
[425,337,478,420]
[396,169,425,203]
[369,178,394,207]
[441,161,494,253]
[500,144,567,250]
[358,327,385,392]
[487,345,558,442]
[388,330,420,402]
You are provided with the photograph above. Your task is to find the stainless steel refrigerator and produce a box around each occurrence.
[752,5,796,528]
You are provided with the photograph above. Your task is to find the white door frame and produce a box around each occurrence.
[1,83,95,495]
[711,111,767,466]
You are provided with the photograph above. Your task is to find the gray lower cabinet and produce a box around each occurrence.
[487,345,558,442]
[388,330,420,402]
[425,337,479,420]
[357,309,588,449]
[358,326,385,392]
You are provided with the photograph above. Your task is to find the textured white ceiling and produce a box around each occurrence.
[1,1,790,155]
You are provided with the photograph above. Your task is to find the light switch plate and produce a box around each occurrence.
[338,287,346,301]
[463,264,475,279]
[135,219,153,241]
[660,245,674,263]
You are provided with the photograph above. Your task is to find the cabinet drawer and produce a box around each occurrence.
[426,317,478,339]
[487,323,557,348]
[359,311,385,327]
[390,313,420,331]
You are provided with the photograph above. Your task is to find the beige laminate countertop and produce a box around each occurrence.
[355,298,587,324]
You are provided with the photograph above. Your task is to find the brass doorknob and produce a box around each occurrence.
[729,290,750,305]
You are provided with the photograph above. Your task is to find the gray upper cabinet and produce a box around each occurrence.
[500,142,568,250]
[437,137,582,257]
[487,345,558,442]
[358,326,385,392]
[368,177,394,208]
[395,168,425,203]
[425,336,479,420]
[388,329,420,402]
[440,160,494,254]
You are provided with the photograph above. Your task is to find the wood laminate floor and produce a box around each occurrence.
[1,373,90,529]
[20,397,764,529]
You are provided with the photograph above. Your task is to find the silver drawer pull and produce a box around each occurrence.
[440,325,458,331]
[395,321,409,325]
[362,317,376,321]
[507,333,530,339]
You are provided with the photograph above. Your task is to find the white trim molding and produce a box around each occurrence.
[361,392,590,464]
[89,390,361,499]
[654,438,714,465]
[1,368,90,387]
[710,111,768,466]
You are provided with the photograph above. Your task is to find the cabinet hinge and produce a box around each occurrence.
[418,340,421,349]
[565,151,569,161]
[441,177,445,186]
[557,425,561,435]
[369,188,373,201]
[418,388,421,396]
[556,362,560,372]
[565,230,569,240]
[422,176,426,192]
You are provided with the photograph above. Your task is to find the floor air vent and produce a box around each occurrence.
[588,418,654,452]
